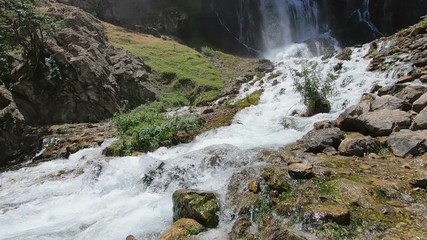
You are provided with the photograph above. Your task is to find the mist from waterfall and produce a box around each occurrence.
[259,0,320,50]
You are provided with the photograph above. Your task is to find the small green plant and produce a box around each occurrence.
[292,65,334,116]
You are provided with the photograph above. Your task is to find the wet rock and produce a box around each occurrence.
[387,130,427,157]
[378,84,406,97]
[397,75,417,84]
[126,235,137,240]
[413,92,427,113]
[342,109,412,137]
[257,59,274,73]
[159,218,205,240]
[313,120,337,130]
[172,189,220,228]
[336,47,352,61]
[394,85,425,103]
[304,204,350,225]
[371,95,411,111]
[338,135,380,157]
[248,180,260,194]
[305,98,331,116]
[261,227,310,240]
[230,217,252,240]
[262,168,291,194]
[410,174,427,189]
[298,128,345,153]
[288,163,314,179]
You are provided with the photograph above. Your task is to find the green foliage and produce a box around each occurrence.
[292,65,334,114]
[113,101,203,154]
[0,0,57,76]
[421,15,427,26]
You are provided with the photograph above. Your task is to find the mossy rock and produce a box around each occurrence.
[159,218,206,240]
[172,189,220,228]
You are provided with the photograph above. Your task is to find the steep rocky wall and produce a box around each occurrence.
[4,3,158,125]
[62,0,427,54]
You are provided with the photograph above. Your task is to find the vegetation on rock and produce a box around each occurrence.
[111,101,202,155]
[0,0,58,77]
[292,65,334,116]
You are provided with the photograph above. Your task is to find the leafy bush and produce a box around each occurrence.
[112,101,202,155]
[0,0,58,76]
[292,65,334,116]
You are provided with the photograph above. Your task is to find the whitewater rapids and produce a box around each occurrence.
[0,43,396,240]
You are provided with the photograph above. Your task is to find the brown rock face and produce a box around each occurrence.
[0,85,40,167]
[5,4,157,125]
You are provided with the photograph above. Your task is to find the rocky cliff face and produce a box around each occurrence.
[62,0,427,54]
[4,3,158,125]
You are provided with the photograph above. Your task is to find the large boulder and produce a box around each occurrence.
[394,85,425,103]
[340,109,412,137]
[4,4,157,125]
[387,130,427,157]
[371,95,411,111]
[172,189,220,228]
[411,108,427,130]
[298,127,345,153]
[413,92,427,113]
[338,135,380,157]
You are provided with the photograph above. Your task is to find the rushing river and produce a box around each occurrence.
[0,41,397,239]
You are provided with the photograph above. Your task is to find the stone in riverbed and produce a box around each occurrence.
[248,180,260,193]
[387,130,427,157]
[342,109,412,137]
[172,189,220,228]
[338,135,380,157]
[159,218,206,240]
[288,163,314,179]
[298,128,345,153]
[304,204,350,225]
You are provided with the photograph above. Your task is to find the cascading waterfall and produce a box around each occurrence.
[0,1,403,240]
[260,0,320,50]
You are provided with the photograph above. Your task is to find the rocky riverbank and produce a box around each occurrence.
[156,20,427,240]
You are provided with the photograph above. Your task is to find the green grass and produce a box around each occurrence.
[106,24,224,89]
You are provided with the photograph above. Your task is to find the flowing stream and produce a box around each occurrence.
[0,2,399,240]
[0,42,396,240]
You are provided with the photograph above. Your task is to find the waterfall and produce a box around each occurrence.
[260,0,320,50]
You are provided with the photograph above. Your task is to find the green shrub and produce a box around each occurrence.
[113,101,202,154]
[292,65,334,115]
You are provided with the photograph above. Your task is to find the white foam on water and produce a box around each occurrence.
[0,42,395,240]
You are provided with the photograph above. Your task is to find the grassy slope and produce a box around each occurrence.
[105,23,223,89]
[103,22,260,155]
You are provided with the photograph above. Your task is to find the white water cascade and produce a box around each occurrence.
[0,3,400,240]
[260,0,320,50]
